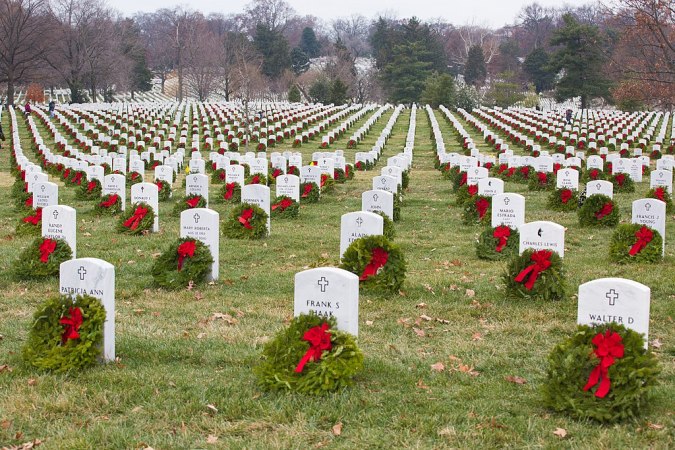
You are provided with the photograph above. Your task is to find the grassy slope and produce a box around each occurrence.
[0,107,673,449]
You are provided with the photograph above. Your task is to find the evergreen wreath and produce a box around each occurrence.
[646,187,673,213]
[401,170,410,190]
[374,211,396,240]
[475,225,519,261]
[455,183,478,207]
[503,248,566,301]
[254,313,364,395]
[542,323,659,423]
[547,188,578,212]
[117,202,155,235]
[11,237,73,280]
[334,168,347,183]
[300,182,320,203]
[513,165,533,183]
[67,170,86,186]
[221,182,241,203]
[609,224,663,264]
[345,164,355,180]
[611,173,635,193]
[245,173,268,186]
[22,294,106,373]
[78,179,102,200]
[462,195,492,225]
[16,208,43,236]
[451,170,468,192]
[287,165,300,176]
[528,171,554,191]
[173,193,206,215]
[154,179,172,201]
[95,194,123,215]
[321,174,335,193]
[222,203,268,239]
[271,195,299,219]
[578,194,620,227]
[151,237,214,290]
[212,168,227,184]
[126,171,143,185]
[581,168,606,183]
[340,235,406,293]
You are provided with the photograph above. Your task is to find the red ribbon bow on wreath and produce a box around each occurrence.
[459,172,467,186]
[301,184,313,198]
[155,181,164,191]
[653,187,665,202]
[615,174,625,186]
[560,189,572,204]
[186,196,201,208]
[467,184,478,196]
[629,226,653,256]
[239,208,254,230]
[177,240,196,271]
[272,198,293,211]
[294,323,332,373]
[25,196,33,207]
[100,194,119,208]
[224,183,236,200]
[475,198,489,219]
[39,238,57,263]
[583,330,624,398]
[514,249,552,290]
[589,169,600,180]
[87,181,98,192]
[595,202,613,220]
[123,206,149,230]
[72,172,83,185]
[537,172,547,184]
[250,175,261,184]
[59,307,83,344]
[272,169,282,179]
[360,247,389,281]
[493,226,511,253]
[23,208,42,225]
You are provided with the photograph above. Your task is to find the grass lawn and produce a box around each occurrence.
[0,106,673,449]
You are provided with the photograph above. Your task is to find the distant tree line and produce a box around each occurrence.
[1,0,671,110]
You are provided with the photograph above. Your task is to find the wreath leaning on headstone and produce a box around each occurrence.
[608,224,663,264]
[578,194,620,227]
[611,173,635,193]
[547,188,578,212]
[271,195,299,219]
[542,323,659,423]
[373,211,396,241]
[173,193,207,215]
[462,195,492,225]
[475,225,519,261]
[254,313,364,395]
[340,235,406,293]
[221,182,241,203]
[300,182,320,203]
[503,248,566,301]
[78,179,102,200]
[155,179,172,201]
[16,208,43,236]
[22,294,106,373]
[528,171,554,191]
[222,203,268,239]
[117,202,155,235]
[95,194,123,215]
[11,237,72,280]
[646,187,673,213]
[151,237,214,290]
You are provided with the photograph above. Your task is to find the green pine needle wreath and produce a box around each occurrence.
[245,173,268,186]
[475,226,519,261]
[254,313,364,395]
[11,178,28,200]
[221,183,242,203]
[116,202,155,235]
[547,188,578,212]
[373,211,396,240]
[401,170,410,190]
[528,171,554,191]
[454,184,476,207]
[154,179,172,201]
[340,235,406,293]
[462,195,492,225]
[334,168,347,183]
[646,187,673,213]
[126,171,143,185]
[503,248,566,301]
[78,179,102,200]
[393,195,402,222]
[271,195,299,219]
[222,203,268,239]
[581,168,607,183]
[578,194,620,227]
[300,182,320,203]
[15,209,42,237]
[95,194,123,215]
[151,237,214,290]
[609,224,663,264]
[345,164,355,180]
[22,294,106,373]
[172,194,207,215]
[321,175,335,193]
[542,323,659,423]
[211,169,227,184]
[611,173,635,193]
[12,237,72,280]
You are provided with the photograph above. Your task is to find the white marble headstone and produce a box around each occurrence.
[42,205,76,258]
[491,193,525,229]
[276,174,300,202]
[131,182,159,232]
[586,180,614,198]
[478,177,504,197]
[180,208,219,281]
[632,198,666,255]
[33,182,58,209]
[340,211,384,258]
[241,184,271,235]
[362,189,394,220]
[519,221,565,257]
[185,173,209,206]
[103,174,126,211]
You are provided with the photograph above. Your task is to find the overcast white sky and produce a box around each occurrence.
[109,0,593,28]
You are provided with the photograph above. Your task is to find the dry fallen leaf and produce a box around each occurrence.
[206,404,218,414]
[651,339,662,349]
[472,332,483,341]
[412,327,426,337]
[553,427,568,438]
[197,333,206,339]
[420,314,433,322]
[647,422,664,430]
[27,378,38,386]
[465,289,475,298]
[505,375,527,385]
[1,419,11,429]
[206,435,219,444]
[331,422,343,436]
[194,291,204,301]
[186,280,195,291]
[430,362,445,372]
[416,302,427,309]
[0,364,12,373]
[416,379,430,390]
[365,320,374,326]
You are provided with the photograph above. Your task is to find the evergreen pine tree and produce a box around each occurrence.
[464,45,487,86]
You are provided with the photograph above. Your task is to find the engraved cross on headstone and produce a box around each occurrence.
[606,289,619,306]
[317,276,329,292]
[645,203,651,211]
[52,210,59,220]
[504,197,510,205]
[356,217,363,227]
[193,213,201,224]
[373,193,379,202]
[78,266,87,280]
